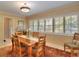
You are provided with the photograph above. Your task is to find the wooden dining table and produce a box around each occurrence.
[17,35,38,57]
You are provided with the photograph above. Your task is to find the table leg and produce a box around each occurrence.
[28,46,32,57]
[64,45,66,56]
[64,45,65,52]
[71,48,74,56]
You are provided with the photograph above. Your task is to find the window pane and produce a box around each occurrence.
[33,20,38,32]
[34,20,38,26]
[34,26,38,32]
[29,20,34,26]
[39,19,44,32]
[54,17,63,33]
[45,18,53,32]
[29,25,34,32]
[46,18,52,25]
[65,15,78,34]
[46,25,52,32]
[29,20,34,31]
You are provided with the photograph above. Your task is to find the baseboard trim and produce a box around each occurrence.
[0,43,11,48]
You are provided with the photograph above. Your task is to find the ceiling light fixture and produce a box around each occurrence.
[20,3,30,12]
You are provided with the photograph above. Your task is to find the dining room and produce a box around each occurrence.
[0,1,79,57]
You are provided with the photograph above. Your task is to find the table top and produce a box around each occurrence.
[18,35,38,41]
[18,35,38,46]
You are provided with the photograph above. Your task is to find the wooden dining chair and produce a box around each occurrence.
[32,35,46,57]
[11,34,16,56]
[15,31,23,36]
[64,33,79,56]
[11,35,27,57]
[32,32,39,37]
[23,31,27,35]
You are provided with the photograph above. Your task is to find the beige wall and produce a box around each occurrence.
[46,34,73,50]
[0,12,25,48]
[26,2,79,50]
[0,16,4,40]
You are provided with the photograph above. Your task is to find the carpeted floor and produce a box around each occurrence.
[45,46,76,57]
[0,46,78,57]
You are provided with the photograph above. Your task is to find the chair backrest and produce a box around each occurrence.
[72,33,79,44]
[73,33,79,41]
[11,34,21,51]
[11,34,16,50]
[15,32,23,36]
[37,36,46,49]
[11,34,17,44]
[23,31,27,35]
[11,35,20,48]
[32,32,39,37]
[34,36,46,56]
[14,36,21,48]
[11,35,15,44]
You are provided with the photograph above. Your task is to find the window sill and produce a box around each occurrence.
[45,32,73,36]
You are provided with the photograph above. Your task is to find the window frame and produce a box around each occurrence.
[28,15,78,36]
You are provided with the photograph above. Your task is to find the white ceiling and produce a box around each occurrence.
[0,1,76,17]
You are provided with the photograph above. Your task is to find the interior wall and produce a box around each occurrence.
[4,18,10,39]
[26,2,79,50]
[0,16,4,41]
[0,12,25,48]
[46,34,73,50]
[29,2,79,19]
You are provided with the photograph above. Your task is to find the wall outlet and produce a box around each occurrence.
[3,40,6,42]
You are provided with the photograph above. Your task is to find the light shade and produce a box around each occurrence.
[20,6,30,12]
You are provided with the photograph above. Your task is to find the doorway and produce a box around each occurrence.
[4,17,12,39]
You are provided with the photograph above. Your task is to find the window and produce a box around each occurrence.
[45,18,53,32]
[33,20,38,32]
[39,19,44,32]
[29,20,34,32]
[17,20,24,31]
[28,15,78,35]
[54,17,64,33]
[65,15,78,34]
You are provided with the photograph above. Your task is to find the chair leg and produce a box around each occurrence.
[43,51,45,57]
[44,47,45,56]
[71,48,74,56]
[64,45,66,56]
[64,45,65,52]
